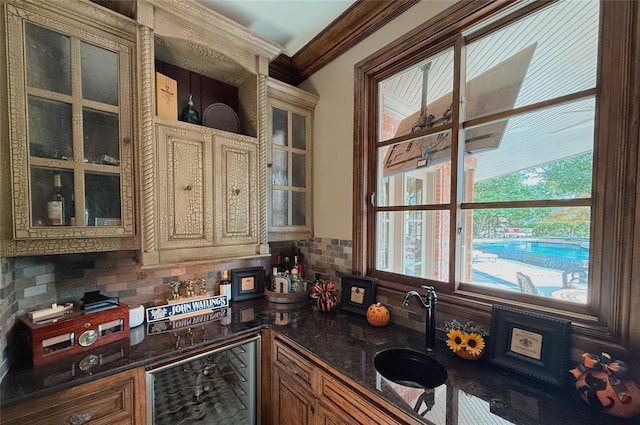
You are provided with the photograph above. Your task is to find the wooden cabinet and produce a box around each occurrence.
[136,0,281,266]
[1,0,137,256]
[272,366,316,425]
[266,78,319,242]
[1,367,146,425]
[315,402,353,425]
[271,335,420,425]
[271,337,316,425]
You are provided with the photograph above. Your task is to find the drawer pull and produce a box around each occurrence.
[63,412,92,425]
[286,360,299,375]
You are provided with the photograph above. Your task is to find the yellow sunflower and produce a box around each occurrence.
[464,332,485,357]
[446,329,466,352]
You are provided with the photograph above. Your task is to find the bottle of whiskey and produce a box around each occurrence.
[47,173,65,226]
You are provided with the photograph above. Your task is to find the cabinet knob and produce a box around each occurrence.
[184,185,192,191]
[286,360,298,375]
[63,412,92,425]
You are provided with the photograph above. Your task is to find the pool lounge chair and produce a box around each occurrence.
[472,250,498,263]
[516,271,540,295]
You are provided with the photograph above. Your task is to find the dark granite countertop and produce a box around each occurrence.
[1,298,636,424]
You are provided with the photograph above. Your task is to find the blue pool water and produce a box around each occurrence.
[474,241,589,260]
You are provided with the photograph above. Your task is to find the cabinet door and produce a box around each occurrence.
[213,134,259,246]
[1,368,145,425]
[156,123,213,249]
[272,366,316,425]
[3,2,136,255]
[266,79,318,242]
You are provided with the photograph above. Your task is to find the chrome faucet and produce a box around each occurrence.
[402,285,438,351]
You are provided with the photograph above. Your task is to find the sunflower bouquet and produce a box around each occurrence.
[444,319,486,360]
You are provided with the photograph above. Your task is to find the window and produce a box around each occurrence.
[354,0,640,350]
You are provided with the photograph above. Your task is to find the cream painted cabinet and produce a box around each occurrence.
[156,121,213,250]
[136,0,280,266]
[1,0,137,256]
[152,120,261,265]
[213,133,259,247]
[266,78,318,242]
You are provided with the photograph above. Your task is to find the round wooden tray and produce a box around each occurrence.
[264,289,309,304]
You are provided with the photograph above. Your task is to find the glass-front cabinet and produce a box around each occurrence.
[2,1,136,255]
[266,78,318,242]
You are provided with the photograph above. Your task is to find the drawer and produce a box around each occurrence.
[2,369,141,425]
[317,371,410,425]
[273,337,315,390]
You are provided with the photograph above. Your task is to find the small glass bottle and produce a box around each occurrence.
[275,255,282,274]
[283,257,291,276]
[219,270,232,302]
[294,256,304,279]
[47,173,65,226]
[180,93,200,124]
[311,273,322,299]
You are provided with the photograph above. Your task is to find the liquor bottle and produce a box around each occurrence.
[273,255,282,276]
[219,270,232,302]
[283,257,291,276]
[180,93,200,124]
[47,173,65,226]
[294,255,304,279]
[311,273,322,299]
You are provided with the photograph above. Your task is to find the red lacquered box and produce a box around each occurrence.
[18,303,130,367]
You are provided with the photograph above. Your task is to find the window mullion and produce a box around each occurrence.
[450,35,466,288]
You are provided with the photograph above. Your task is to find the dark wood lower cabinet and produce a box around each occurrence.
[270,334,420,425]
[272,366,316,425]
[316,402,353,425]
[1,368,145,425]
[3,331,417,425]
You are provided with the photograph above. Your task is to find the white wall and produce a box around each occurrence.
[300,0,458,240]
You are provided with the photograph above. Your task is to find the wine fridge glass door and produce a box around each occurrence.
[146,334,260,425]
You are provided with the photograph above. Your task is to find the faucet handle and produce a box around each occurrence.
[421,285,437,302]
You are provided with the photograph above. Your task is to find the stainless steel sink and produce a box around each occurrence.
[374,348,447,388]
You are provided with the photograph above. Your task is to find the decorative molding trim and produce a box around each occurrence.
[270,0,420,86]
[138,25,158,259]
[258,74,268,249]
[266,77,319,109]
[144,0,281,61]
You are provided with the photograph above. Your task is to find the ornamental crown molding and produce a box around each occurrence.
[142,0,282,61]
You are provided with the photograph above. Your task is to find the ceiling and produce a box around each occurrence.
[195,0,357,56]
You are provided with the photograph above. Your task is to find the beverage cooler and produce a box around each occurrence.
[146,335,260,424]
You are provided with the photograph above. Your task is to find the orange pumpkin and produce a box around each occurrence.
[366,303,390,327]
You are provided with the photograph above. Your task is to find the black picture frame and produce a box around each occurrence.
[339,274,376,316]
[488,305,572,388]
[231,267,265,301]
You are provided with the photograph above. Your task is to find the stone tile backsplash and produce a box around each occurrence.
[0,237,434,381]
